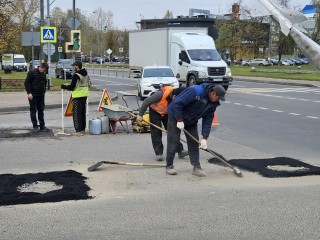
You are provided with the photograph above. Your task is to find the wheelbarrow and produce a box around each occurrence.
[101,104,133,134]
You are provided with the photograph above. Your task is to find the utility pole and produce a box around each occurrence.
[72,0,76,62]
[46,0,52,89]
[40,0,45,62]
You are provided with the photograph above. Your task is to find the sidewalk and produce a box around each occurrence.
[0,77,318,113]
[0,90,115,114]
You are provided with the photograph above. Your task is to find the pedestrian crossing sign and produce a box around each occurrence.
[40,27,57,43]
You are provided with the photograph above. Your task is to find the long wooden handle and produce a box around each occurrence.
[103,161,166,167]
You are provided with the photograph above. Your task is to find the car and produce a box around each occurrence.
[29,60,41,69]
[270,59,279,65]
[291,58,302,65]
[137,66,180,100]
[55,59,73,79]
[281,59,294,66]
[95,57,105,64]
[243,58,272,66]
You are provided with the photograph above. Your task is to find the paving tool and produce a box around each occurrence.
[88,160,166,172]
[127,112,242,177]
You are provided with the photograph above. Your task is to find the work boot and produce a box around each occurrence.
[192,167,206,177]
[178,150,189,159]
[32,125,39,132]
[166,165,177,175]
[155,155,164,161]
[39,126,49,132]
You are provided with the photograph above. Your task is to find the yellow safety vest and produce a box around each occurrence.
[71,73,89,98]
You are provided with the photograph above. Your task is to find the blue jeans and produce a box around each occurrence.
[29,95,45,128]
[166,117,200,168]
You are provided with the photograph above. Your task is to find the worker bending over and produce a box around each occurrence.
[165,84,225,177]
[137,86,188,161]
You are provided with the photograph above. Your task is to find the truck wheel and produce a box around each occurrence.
[187,75,197,87]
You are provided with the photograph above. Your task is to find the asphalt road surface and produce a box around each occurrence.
[1,76,320,240]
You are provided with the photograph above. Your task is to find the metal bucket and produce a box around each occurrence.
[98,116,109,134]
[89,118,102,135]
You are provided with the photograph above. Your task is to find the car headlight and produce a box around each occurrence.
[226,67,232,77]
[197,71,207,78]
[171,81,179,87]
[141,81,152,87]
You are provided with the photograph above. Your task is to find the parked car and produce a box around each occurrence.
[281,59,294,66]
[270,59,279,65]
[29,60,41,69]
[137,66,179,100]
[95,57,105,64]
[55,59,73,79]
[243,58,272,66]
[291,58,302,65]
[300,57,309,64]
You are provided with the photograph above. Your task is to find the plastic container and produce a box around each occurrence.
[89,118,102,135]
[98,116,109,134]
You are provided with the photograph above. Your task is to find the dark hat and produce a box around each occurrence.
[212,85,226,101]
[72,61,82,69]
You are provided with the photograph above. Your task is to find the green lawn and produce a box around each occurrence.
[230,65,320,81]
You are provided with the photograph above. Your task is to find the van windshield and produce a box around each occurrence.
[188,49,222,61]
[14,58,25,63]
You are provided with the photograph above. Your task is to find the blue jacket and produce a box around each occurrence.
[167,83,220,138]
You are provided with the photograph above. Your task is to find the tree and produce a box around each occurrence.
[164,10,173,19]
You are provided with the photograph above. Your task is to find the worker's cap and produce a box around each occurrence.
[211,85,226,101]
[72,61,82,69]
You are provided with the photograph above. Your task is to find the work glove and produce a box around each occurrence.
[61,84,67,90]
[176,121,184,130]
[136,115,143,123]
[199,139,208,150]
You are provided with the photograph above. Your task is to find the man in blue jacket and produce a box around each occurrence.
[165,83,226,177]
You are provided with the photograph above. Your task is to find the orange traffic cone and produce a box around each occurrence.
[212,112,220,126]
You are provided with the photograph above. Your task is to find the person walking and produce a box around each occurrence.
[24,62,49,132]
[61,61,90,136]
[137,86,188,161]
[165,84,226,177]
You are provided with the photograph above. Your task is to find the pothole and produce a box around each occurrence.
[17,181,63,194]
[266,165,309,172]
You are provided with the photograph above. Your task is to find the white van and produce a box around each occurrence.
[1,54,27,72]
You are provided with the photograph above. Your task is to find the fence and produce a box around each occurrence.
[0,78,25,91]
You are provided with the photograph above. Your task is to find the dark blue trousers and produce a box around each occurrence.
[166,117,200,168]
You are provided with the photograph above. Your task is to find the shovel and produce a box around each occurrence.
[88,160,166,172]
[127,112,242,177]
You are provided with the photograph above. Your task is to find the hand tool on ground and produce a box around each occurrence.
[183,129,243,177]
[88,160,166,172]
[127,112,242,177]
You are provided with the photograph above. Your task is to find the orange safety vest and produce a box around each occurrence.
[150,86,174,116]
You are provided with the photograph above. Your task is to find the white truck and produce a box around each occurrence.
[1,54,27,72]
[129,27,232,90]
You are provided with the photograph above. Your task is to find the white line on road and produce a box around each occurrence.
[272,110,284,113]
[306,116,319,119]
[245,105,255,108]
[289,113,301,116]
[258,107,268,110]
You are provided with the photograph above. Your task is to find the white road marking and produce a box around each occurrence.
[306,116,319,119]
[272,110,283,113]
[258,107,268,110]
[245,105,255,108]
[289,113,301,116]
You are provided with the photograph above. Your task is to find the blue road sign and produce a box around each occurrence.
[40,27,57,43]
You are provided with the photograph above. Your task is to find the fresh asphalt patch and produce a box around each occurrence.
[208,157,320,178]
[0,170,92,206]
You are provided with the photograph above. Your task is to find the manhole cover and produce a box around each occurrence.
[17,181,63,194]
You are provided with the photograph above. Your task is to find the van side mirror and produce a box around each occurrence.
[178,60,182,66]
[176,73,180,78]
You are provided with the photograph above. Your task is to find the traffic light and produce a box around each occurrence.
[65,30,81,53]
[103,26,107,33]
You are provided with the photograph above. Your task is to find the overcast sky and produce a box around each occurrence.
[52,0,312,30]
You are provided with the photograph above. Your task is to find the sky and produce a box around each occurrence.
[52,0,313,30]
